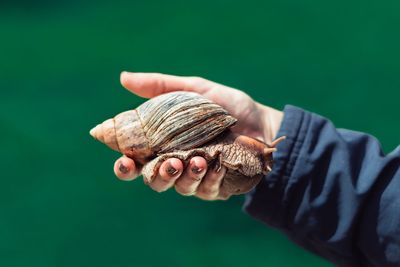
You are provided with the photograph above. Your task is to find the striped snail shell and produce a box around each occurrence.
[90,92,237,164]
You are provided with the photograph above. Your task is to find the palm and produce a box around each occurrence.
[200,84,265,142]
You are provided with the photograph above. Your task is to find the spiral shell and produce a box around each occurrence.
[90,92,237,164]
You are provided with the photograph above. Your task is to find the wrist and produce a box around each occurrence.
[256,103,284,143]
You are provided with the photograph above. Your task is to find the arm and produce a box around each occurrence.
[244,105,400,266]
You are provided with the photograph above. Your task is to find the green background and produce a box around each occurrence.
[1,1,399,266]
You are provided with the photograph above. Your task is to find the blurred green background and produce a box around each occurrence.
[1,0,399,266]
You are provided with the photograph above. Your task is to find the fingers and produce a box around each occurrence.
[147,158,183,192]
[114,154,230,201]
[196,165,227,200]
[114,156,140,181]
[120,72,211,98]
[174,157,207,196]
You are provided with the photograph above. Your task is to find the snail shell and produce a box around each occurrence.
[90,92,237,164]
[90,91,285,196]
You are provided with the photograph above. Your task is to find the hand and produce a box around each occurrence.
[113,72,283,200]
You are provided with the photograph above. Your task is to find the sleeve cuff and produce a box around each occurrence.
[243,105,312,229]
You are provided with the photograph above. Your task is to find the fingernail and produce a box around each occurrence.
[213,161,221,172]
[191,166,203,174]
[166,164,178,176]
[119,163,129,174]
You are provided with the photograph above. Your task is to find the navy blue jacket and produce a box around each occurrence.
[244,105,400,267]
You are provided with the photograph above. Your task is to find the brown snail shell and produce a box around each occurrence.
[90,92,237,164]
[90,91,285,197]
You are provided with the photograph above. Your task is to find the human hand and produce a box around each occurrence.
[113,72,283,200]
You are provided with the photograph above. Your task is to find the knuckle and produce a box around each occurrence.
[196,191,217,201]
[197,186,217,197]
[206,173,220,182]
[206,171,224,183]
[187,76,206,86]
[159,174,173,183]
[174,184,194,196]
[154,183,173,193]
[148,177,173,193]
[217,193,231,200]
[150,185,165,193]
[180,171,203,184]
[154,188,164,193]
[188,173,202,182]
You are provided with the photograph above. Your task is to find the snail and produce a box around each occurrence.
[90,91,285,197]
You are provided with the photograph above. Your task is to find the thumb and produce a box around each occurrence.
[120,72,210,98]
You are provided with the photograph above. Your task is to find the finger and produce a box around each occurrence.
[120,72,211,98]
[196,165,227,200]
[148,158,183,192]
[174,156,208,196]
[114,156,140,181]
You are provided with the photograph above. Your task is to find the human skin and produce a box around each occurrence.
[113,72,284,200]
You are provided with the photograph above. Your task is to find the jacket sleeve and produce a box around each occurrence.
[243,105,400,267]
